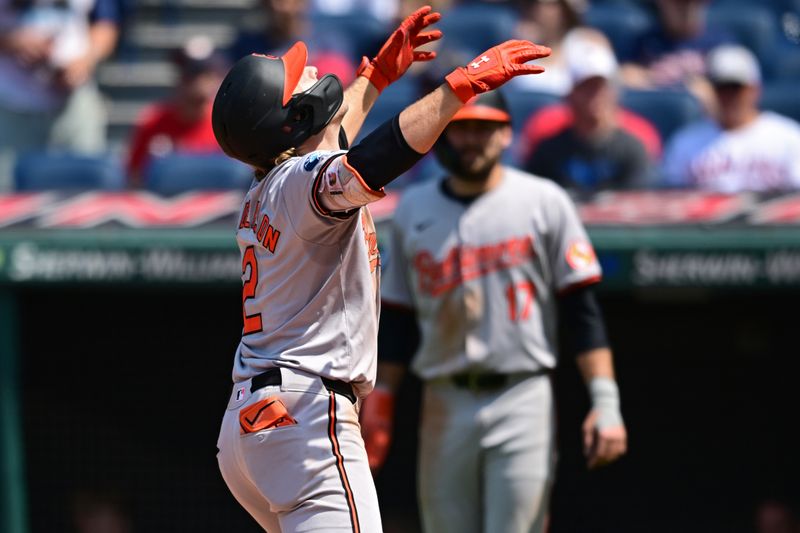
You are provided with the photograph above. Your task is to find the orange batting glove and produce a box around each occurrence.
[357,5,442,93]
[359,387,396,473]
[445,40,551,103]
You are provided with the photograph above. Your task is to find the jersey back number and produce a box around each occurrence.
[242,246,263,335]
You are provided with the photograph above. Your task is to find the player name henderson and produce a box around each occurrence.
[414,236,535,296]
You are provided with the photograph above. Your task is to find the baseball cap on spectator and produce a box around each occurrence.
[174,36,229,78]
[706,44,761,86]
[522,0,589,27]
[563,31,618,87]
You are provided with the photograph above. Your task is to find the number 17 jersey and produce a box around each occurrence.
[381,168,602,380]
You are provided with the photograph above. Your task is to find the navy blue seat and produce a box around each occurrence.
[760,81,800,123]
[144,154,253,195]
[620,89,704,143]
[355,78,419,143]
[772,46,800,80]
[436,3,517,57]
[310,14,389,60]
[503,89,561,136]
[584,3,656,61]
[711,0,794,15]
[589,0,640,4]
[707,4,779,72]
[14,152,125,191]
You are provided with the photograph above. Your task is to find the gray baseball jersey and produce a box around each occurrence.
[219,149,386,532]
[381,166,601,380]
[232,149,384,398]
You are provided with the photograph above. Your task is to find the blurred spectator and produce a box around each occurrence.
[519,101,661,163]
[662,45,800,192]
[71,488,133,533]
[228,0,355,85]
[755,500,800,533]
[126,36,227,184]
[525,32,651,194]
[0,0,120,191]
[510,0,588,95]
[399,0,452,16]
[620,0,735,115]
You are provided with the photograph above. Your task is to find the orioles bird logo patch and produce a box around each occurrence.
[566,240,597,271]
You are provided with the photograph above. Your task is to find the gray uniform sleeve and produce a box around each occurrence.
[277,151,359,244]
[544,184,602,293]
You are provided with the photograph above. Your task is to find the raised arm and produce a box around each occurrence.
[399,39,551,154]
[340,5,442,144]
[340,76,380,145]
[343,40,551,193]
[315,40,550,216]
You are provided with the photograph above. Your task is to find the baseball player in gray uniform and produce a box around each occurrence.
[360,91,628,533]
[211,5,553,530]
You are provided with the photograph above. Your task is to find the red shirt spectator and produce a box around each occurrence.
[518,104,662,163]
[126,36,227,183]
[127,101,221,181]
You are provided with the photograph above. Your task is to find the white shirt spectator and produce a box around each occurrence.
[0,0,99,111]
[662,111,800,192]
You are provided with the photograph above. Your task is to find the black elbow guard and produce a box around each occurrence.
[559,286,609,356]
[347,115,425,190]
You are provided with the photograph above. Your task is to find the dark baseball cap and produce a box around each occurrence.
[451,91,511,123]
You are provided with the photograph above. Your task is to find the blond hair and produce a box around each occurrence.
[254,148,298,180]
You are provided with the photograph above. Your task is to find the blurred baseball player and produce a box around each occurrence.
[361,90,628,533]
[212,4,552,531]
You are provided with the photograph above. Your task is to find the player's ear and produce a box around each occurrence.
[500,123,513,150]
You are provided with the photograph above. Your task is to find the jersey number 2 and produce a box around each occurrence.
[506,281,536,321]
[242,246,263,335]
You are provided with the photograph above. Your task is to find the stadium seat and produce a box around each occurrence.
[143,154,253,195]
[310,14,389,60]
[14,152,125,191]
[760,81,800,123]
[707,4,779,71]
[712,0,794,15]
[782,0,800,15]
[771,46,800,80]
[378,75,420,107]
[503,89,561,135]
[620,89,704,143]
[589,0,640,5]
[355,78,419,143]
[436,3,518,57]
[584,3,656,61]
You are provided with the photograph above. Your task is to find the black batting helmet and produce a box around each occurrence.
[211,41,344,169]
